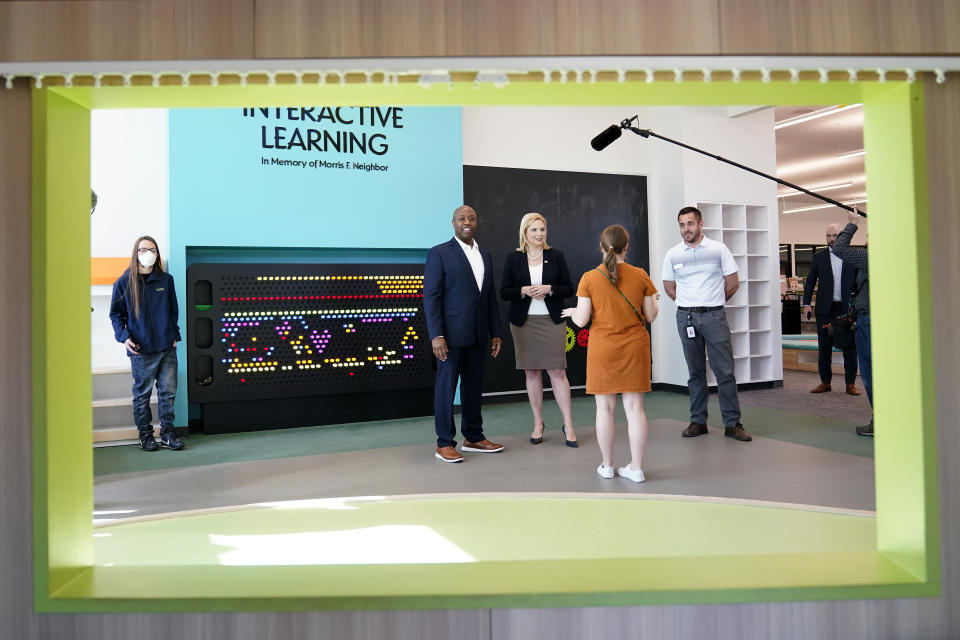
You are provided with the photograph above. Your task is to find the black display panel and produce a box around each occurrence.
[186,263,431,406]
[463,165,649,394]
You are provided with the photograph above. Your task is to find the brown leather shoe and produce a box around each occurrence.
[682,422,708,437]
[724,423,753,442]
[435,446,464,463]
[846,384,861,396]
[461,439,504,453]
[811,383,832,393]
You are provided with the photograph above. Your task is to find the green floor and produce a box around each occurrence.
[94,393,873,476]
[74,494,911,610]
[95,496,877,567]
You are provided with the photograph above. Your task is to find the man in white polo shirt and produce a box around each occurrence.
[662,206,752,442]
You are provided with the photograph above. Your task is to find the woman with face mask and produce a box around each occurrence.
[109,236,184,452]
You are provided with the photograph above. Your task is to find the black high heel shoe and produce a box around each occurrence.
[561,425,578,448]
[530,424,545,445]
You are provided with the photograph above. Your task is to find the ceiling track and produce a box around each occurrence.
[2,55,958,89]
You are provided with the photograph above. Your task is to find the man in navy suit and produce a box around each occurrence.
[424,205,504,463]
[802,223,860,395]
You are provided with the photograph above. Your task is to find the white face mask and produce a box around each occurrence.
[138,250,158,269]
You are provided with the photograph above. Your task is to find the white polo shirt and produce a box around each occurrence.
[661,235,738,307]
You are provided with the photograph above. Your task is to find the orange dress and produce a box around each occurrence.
[576,263,658,394]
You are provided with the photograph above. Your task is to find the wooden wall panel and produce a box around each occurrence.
[717,0,960,55]
[0,0,254,62]
[256,0,719,58]
[462,0,721,56]
[548,0,721,56]
[254,0,722,58]
[924,74,960,636]
[254,0,461,59]
[170,0,255,60]
[32,610,490,640]
[4,0,960,61]
[0,81,37,640]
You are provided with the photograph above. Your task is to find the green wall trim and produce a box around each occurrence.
[30,86,51,609]
[32,75,941,612]
[37,554,933,613]
[32,88,96,602]
[862,81,940,583]
[54,81,867,109]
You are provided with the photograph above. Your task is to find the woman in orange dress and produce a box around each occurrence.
[561,225,659,482]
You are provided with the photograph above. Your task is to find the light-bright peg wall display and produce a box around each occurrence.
[187,263,431,404]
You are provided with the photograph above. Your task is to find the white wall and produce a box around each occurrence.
[463,105,781,386]
[90,109,169,257]
[90,109,169,369]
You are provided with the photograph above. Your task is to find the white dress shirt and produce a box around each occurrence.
[661,235,739,307]
[455,236,484,291]
[829,249,843,302]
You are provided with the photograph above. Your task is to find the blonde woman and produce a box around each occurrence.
[562,225,659,481]
[109,235,184,452]
[500,213,577,446]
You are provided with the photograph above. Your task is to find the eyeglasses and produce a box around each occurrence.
[137,248,158,254]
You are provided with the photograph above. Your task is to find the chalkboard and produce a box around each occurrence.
[463,165,649,395]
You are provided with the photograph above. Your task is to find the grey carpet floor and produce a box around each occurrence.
[94,370,875,477]
[740,369,872,422]
[94,417,876,522]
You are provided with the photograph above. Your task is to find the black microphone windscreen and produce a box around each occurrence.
[590,125,622,151]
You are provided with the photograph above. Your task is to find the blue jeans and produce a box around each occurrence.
[854,315,873,407]
[676,308,742,427]
[130,347,178,436]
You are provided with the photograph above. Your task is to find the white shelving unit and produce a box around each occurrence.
[698,202,776,386]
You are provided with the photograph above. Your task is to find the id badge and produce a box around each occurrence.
[686,324,696,338]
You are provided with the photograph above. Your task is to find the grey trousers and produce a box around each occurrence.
[675,308,742,427]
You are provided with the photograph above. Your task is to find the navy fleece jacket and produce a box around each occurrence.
[109,268,182,355]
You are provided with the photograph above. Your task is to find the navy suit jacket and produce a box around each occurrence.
[499,248,574,326]
[802,248,857,315]
[423,238,503,347]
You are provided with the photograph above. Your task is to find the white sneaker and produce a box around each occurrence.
[617,466,645,483]
[596,464,614,479]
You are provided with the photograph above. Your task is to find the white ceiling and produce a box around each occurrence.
[774,105,866,215]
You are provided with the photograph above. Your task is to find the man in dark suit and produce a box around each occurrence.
[802,223,860,395]
[424,205,504,463]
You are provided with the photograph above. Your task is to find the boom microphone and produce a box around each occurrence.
[590,124,623,151]
[596,114,866,216]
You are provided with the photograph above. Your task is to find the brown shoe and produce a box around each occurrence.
[461,439,504,453]
[811,383,831,393]
[435,446,464,463]
[724,423,753,442]
[682,422,708,437]
[846,384,861,396]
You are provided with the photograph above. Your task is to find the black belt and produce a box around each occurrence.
[677,306,724,313]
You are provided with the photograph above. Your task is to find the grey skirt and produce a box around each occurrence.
[510,315,567,370]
